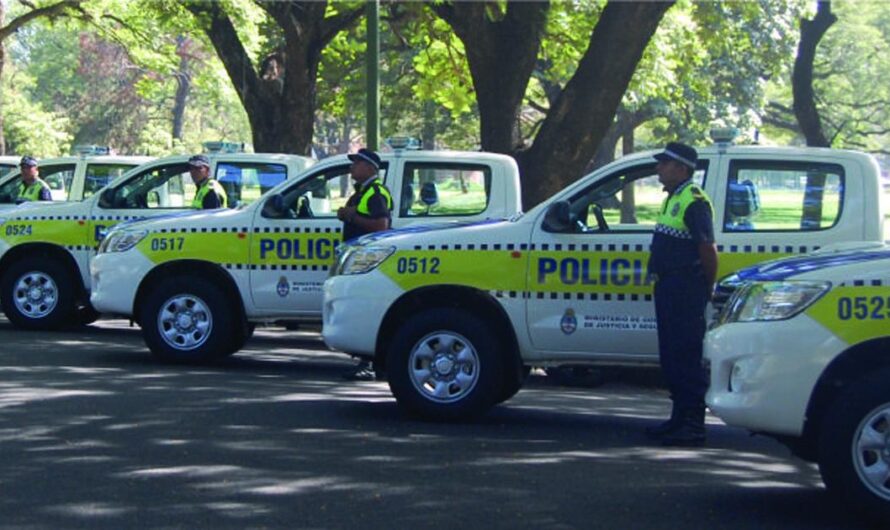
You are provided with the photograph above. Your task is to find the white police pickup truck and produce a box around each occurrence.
[88,149,522,362]
[0,149,152,208]
[322,140,885,420]
[706,244,890,522]
[0,150,314,329]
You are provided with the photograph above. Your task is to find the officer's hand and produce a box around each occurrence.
[337,206,356,222]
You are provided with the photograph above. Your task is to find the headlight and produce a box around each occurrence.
[722,281,831,323]
[98,229,148,253]
[338,246,395,275]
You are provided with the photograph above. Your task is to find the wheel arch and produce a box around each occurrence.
[801,337,890,453]
[133,260,246,326]
[373,285,520,374]
[0,243,84,297]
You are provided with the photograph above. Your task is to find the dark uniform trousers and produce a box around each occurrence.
[654,270,709,410]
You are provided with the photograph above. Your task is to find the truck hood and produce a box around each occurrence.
[350,218,512,246]
[734,244,890,281]
[111,208,248,232]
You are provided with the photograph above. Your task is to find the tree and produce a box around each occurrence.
[182,1,364,155]
[0,0,81,154]
[433,1,674,207]
[793,0,836,148]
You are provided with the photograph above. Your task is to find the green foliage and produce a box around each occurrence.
[1,67,71,156]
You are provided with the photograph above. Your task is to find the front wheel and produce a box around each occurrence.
[387,308,504,421]
[0,257,76,330]
[141,276,237,363]
[818,369,890,522]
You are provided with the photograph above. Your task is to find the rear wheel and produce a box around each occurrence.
[0,257,76,330]
[141,276,236,363]
[387,308,504,421]
[818,369,890,522]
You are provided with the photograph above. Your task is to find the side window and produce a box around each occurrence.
[399,163,491,217]
[217,162,287,207]
[0,174,20,203]
[261,164,390,220]
[105,163,192,209]
[40,164,77,201]
[83,164,136,200]
[0,165,14,178]
[724,161,844,232]
[559,162,708,232]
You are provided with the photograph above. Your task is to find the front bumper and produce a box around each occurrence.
[704,315,844,437]
[322,272,403,358]
[90,251,154,316]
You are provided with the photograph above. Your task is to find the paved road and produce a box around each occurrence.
[0,319,868,529]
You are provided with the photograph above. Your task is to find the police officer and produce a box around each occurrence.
[16,156,52,203]
[337,147,392,380]
[188,154,228,209]
[337,147,392,241]
[646,142,718,447]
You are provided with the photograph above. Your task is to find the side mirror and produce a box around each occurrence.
[261,193,287,218]
[542,200,575,233]
[98,188,115,208]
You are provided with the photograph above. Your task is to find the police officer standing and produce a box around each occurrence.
[16,156,52,202]
[188,155,228,209]
[337,147,392,380]
[337,147,392,241]
[646,142,718,447]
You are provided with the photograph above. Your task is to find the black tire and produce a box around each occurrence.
[0,257,76,330]
[495,359,528,405]
[387,308,504,421]
[141,275,237,363]
[818,368,890,522]
[76,302,101,326]
[225,321,255,355]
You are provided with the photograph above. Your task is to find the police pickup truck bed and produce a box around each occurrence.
[322,142,884,420]
[88,149,522,362]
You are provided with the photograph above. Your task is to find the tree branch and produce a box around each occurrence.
[0,0,80,41]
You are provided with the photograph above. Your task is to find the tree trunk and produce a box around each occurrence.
[433,2,550,154]
[518,1,673,207]
[619,127,636,224]
[793,1,836,229]
[171,36,192,142]
[793,1,836,148]
[185,1,362,155]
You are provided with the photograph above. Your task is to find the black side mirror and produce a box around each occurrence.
[98,188,115,208]
[542,200,575,232]
[262,193,287,218]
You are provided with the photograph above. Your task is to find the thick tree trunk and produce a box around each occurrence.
[185,1,362,155]
[793,1,836,229]
[433,2,550,153]
[793,1,836,148]
[518,1,673,207]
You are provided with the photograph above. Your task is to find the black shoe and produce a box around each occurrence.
[661,406,706,447]
[645,418,680,438]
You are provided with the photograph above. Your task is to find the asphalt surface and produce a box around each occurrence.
[0,318,875,529]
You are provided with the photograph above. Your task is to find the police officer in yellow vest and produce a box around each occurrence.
[188,154,227,209]
[646,142,718,447]
[16,156,52,203]
[337,147,392,380]
[337,147,392,241]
